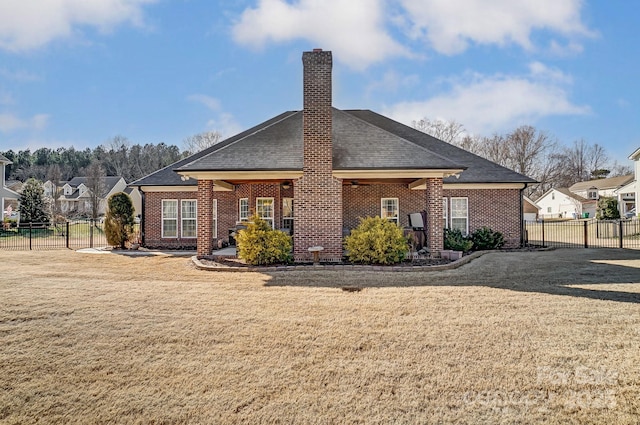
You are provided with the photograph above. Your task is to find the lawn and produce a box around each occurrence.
[1,249,640,424]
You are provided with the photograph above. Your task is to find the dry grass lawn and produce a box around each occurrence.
[1,248,640,424]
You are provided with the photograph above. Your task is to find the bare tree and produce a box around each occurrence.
[182,131,222,155]
[86,161,106,221]
[101,136,132,180]
[412,118,465,145]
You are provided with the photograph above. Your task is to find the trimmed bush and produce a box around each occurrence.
[470,226,505,250]
[344,216,409,265]
[236,214,292,266]
[444,228,473,252]
[105,192,135,249]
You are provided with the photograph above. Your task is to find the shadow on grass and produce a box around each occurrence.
[263,248,640,304]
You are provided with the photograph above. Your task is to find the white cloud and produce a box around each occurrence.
[0,113,50,133]
[366,70,420,96]
[188,94,242,138]
[232,0,410,70]
[0,0,157,52]
[0,68,42,82]
[383,64,590,135]
[187,94,221,112]
[206,113,243,139]
[398,0,592,55]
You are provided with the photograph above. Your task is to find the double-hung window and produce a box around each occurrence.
[450,197,469,235]
[256,198,274,228]
[381,198,399,224]
[239,198,249,222]
[162,200,178,238]
[181,200,197,238]
[282,197,294,232]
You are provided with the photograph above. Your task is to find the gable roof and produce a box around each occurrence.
[64,176,124,197]
[0,154,11,164]
[135,109,536,186]
[569,175,634,192]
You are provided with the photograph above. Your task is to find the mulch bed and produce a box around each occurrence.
[199,256,452,268]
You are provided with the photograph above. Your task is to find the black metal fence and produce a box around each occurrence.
[525,218,640,249]
[0,220,109,250]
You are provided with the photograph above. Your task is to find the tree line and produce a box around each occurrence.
[412,118,633,198]
[1,131,221,184]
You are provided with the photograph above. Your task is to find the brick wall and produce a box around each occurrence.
[143,190,199,250]
[197,180,213,256]
[294,49,343,261]
[443,188,522,247]
[342,183,426,229]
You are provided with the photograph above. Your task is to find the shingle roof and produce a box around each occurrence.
[555,187,592,203]
[569,175,634,192]
[178,109,465,172]
[346,110,536,184]
[134,108,536,186]
[65,176,124,197]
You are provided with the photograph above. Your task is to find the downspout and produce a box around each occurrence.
[519,185,525,247]
[138,186,145,247]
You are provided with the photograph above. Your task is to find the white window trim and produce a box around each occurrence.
[450,197,469,235]
[212,199,217,239]
[239,198,249,221]
[162,199,178,239]
[381,198,399,224]
[256,197,275,228]
[443,197,449,229]
[181,199,197,239]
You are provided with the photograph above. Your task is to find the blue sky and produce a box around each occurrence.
[0,0,638,165]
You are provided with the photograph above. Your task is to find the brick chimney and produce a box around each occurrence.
[293,49,343,261]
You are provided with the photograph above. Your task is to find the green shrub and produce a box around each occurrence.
[470,226,505,250]
[444,228,473,252]
[104,192,135,249]
[344,216,409,265]
[596,197,620,220]
[236,214,292,265]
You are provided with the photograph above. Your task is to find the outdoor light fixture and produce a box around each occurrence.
[281,181,291,189]
[351,180,359,188]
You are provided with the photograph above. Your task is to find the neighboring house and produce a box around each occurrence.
[131,49,536,260]
[523,196,539,222]
[58,176,128,217]
[0,154,20,218]
[625,147,640,217]
[569,174,634,201]
[536,188,596,219]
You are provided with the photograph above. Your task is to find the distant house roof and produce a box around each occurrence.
[629,147,640,161]
[134,109,536,186]
[62,176,124,198]
[0,154,12,164]
[555,187,594,204]
[569,175,634,192]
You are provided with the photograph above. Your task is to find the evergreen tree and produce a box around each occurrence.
[104,192,135,249]
[19,178,50,223]
[596,197,620,220]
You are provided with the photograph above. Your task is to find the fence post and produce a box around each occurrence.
[29,222,33,250]
[66,221,70,249]
[619,220,624,249]
[541,219,545,247]
[90,219,94,248]
[584,220,588,248]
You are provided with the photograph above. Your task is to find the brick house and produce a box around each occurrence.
[132,49,535,260]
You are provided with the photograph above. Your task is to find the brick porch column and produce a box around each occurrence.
[197,179,213,257]
[426,177,444,254]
